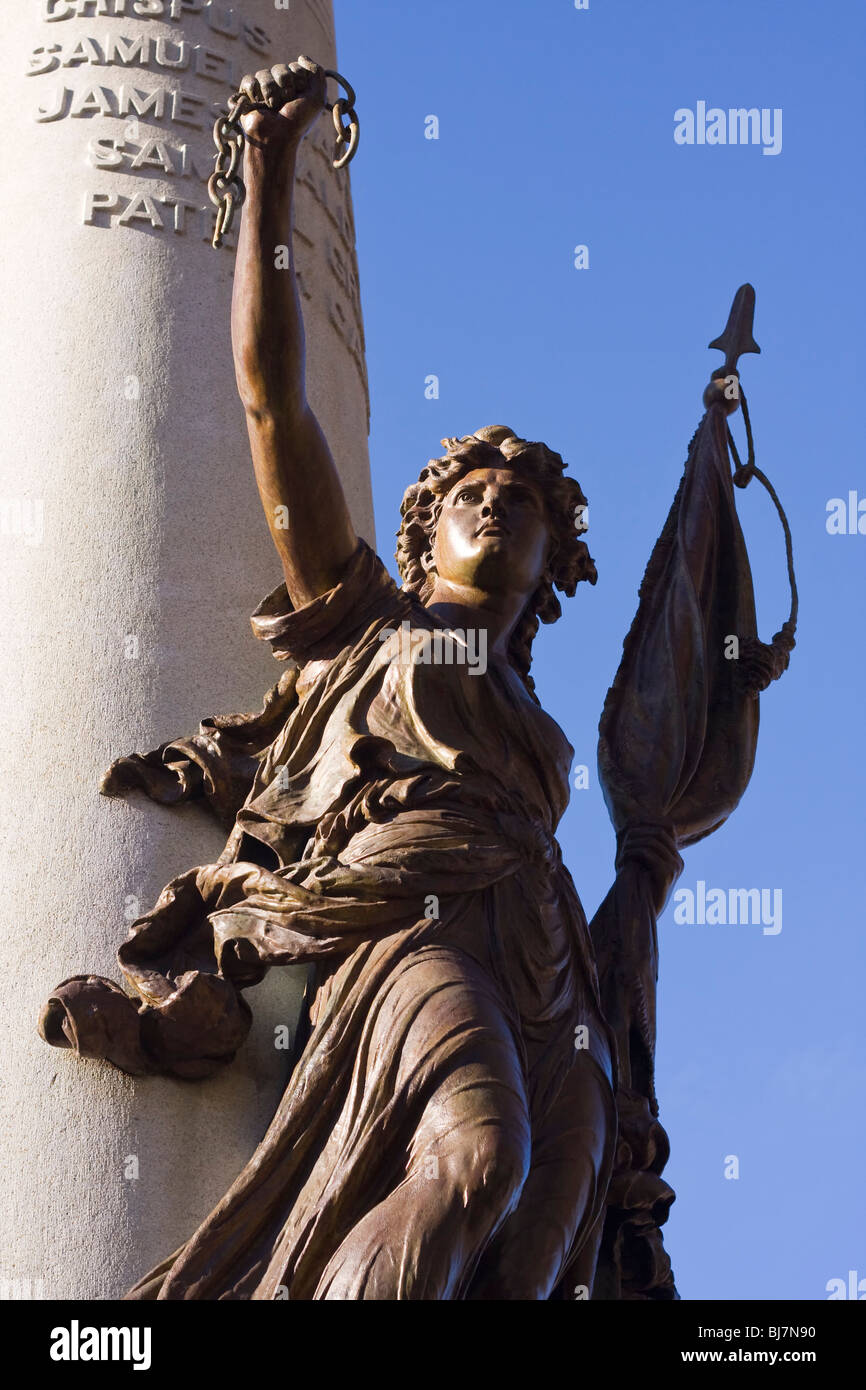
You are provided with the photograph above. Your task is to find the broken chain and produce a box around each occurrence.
[208,68,359,250]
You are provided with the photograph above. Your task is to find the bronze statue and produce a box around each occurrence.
[38,61,796,1300]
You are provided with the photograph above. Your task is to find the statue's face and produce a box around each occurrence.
[431,468,551,596]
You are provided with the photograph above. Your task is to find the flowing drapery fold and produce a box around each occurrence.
[40,539,616,1298]
[590,398,793,1298]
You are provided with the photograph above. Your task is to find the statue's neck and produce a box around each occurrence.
[424,580,527,661]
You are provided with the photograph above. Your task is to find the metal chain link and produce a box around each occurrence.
[330,74,359,171]
[208,94,247,250]
[208,68,359,250]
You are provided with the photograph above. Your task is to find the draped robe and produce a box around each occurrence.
[40,539,617,1299]
[40,396,791,1298]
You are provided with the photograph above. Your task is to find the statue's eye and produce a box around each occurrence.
[455,490,477,504]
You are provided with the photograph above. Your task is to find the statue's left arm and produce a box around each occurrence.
[588,295,797,1299]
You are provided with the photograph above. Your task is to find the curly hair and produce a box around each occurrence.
[396,425,597,698]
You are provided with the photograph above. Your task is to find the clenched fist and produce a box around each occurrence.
[237,56,327,151]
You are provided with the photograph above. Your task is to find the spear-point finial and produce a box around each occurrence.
[708,283,761,376]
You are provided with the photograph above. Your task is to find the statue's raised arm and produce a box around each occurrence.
[231,58,358,608]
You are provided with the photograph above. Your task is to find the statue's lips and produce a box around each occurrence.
[475,522,510,538]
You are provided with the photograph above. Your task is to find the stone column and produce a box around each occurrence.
[0,0,373,1301]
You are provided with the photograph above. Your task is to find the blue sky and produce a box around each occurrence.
[336,0,865,1299]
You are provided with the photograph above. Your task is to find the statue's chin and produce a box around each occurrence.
[445,547,536,597]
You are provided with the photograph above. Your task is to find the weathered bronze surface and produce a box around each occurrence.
[38,61,795,1300]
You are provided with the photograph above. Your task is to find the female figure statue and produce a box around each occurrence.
[40,60,793,1301]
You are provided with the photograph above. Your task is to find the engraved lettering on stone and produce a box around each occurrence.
[40,0,271,53]
[84,186,232,242]
[87,135,213,180]
[34,82,217,128]
[27,34,243,86]
[118,192,164,228]
[28,5,363,397]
